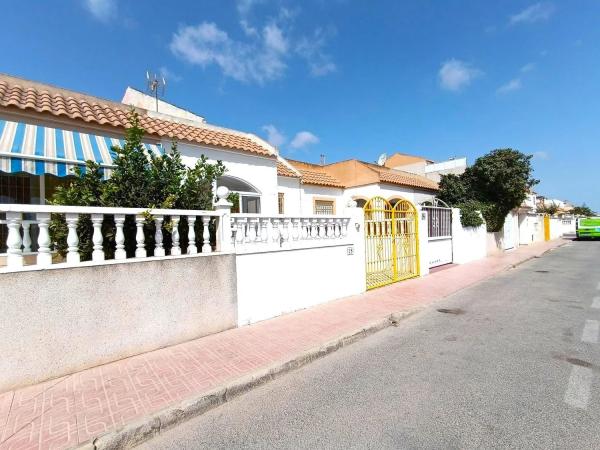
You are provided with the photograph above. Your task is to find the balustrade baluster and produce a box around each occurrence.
[154,216,165,257]
[300,219,309,240]
[65,213,80,264]
[22,222,32,253]
[236,219,246,247]
[260,218,269,243]
[281,218,291,247]
[171,216,181,256]
[36,212,52,266]
[114,214,127,260]
[91,214,105,262]
[327,218,334,238]
[202,216,212,253]
[272,219,280,245]
[319,219,327,239]
[334,219,342,238]
[311,219,318,239]
[292,219,300,241]
[135,215,146,258]
[6,212,23,267]
[187,216,197,254]
[249,218,258,242]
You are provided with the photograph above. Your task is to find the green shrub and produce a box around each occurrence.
[457,201,484,228]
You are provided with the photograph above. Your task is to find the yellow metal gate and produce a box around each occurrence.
[544,214,550,241]
[364,197,420,290]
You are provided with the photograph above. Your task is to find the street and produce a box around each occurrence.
[144,240,600,449]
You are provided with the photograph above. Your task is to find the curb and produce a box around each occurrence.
[78,308,423,450]
[507,241,568,270]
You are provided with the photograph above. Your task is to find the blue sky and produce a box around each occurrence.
[1,0,599,210]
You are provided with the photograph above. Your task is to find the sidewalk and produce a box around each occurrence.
[0,239,567,450]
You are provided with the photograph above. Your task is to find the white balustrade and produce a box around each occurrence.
[37,213,52,266]
[0,196,351,270]
[154,216,165,257]
[91,214,105,262]
[22,222,32,253]
[0,193,231,271]
[170,216,181,256]
[135,215,147,258]
[187,216,197,255]
[65,214,80,264]
[202,216,211,253]
[229,213,352,253]
[114,214,127,260]
[6,212,23,267]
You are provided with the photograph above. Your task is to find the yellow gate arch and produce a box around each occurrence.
[364,196,420,290]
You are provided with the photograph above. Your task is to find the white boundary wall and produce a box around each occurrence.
[450,208,487,264]
[236,206,366,325]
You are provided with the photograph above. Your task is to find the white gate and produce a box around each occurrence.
[422,199,453,268]
[503,213,516,250]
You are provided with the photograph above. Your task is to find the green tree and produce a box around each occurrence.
[438,149,538,231]
[571,204,596,216]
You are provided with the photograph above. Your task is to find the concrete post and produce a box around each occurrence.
[215,186,234,253]
[417,207,429,277]
[346,201,367,294]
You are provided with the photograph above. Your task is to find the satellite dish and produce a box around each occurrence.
[377,153,388,166]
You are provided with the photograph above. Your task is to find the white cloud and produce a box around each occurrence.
[509,2,555,25]
[438,59,482,92]
[497,78,522,94]
[170,5,336,83]
[84,0,116,22]
[262,124,286,148]
[296,28,337,77]
[263,23,289,54]
[533,151,549,160]
[237,0,265,16]
[290,131,319,149]
[520,62,535,73]
[169,22,288,84]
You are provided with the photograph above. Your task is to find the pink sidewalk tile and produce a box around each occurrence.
[0,240,565,450]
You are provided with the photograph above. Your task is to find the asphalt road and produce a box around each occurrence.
[144,240,600,450]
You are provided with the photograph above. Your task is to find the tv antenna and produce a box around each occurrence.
[146,71,166,113]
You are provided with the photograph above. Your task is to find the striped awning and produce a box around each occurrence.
[0,119,164,178]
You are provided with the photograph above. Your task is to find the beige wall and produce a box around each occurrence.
[0,254,237,391]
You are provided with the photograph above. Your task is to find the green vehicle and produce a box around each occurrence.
[577,217,600,239]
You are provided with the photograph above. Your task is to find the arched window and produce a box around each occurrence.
[217,175,261,213]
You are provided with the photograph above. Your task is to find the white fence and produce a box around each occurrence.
[231,214,351,253]
[0,193,233,271]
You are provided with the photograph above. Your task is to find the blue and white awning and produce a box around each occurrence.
[0,119,164,178]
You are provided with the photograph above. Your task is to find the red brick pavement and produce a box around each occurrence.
[0,239,566,450]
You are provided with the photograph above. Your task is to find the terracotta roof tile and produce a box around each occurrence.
[276,162,299,178]
[368,164,439,191]
[297,169,345,188]
[0,74,274,158]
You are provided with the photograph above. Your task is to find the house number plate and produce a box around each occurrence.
[347,246,354,256]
